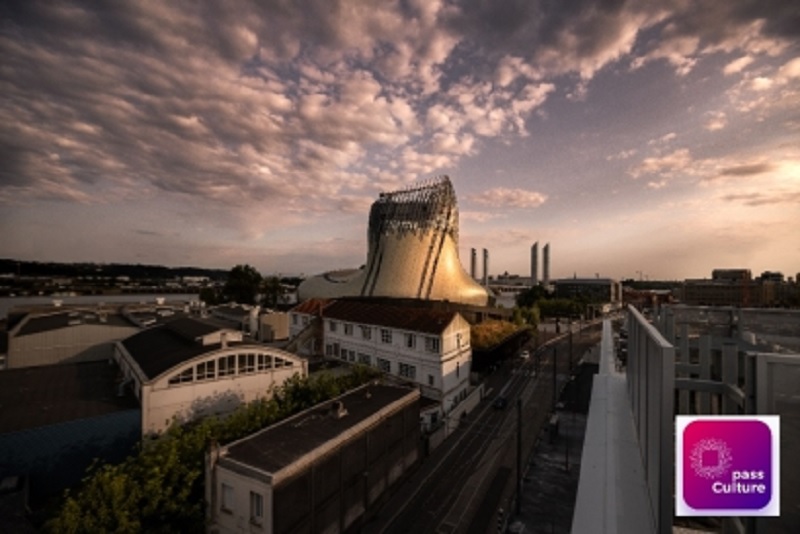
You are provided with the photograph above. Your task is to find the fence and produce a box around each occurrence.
[626,306,674,534]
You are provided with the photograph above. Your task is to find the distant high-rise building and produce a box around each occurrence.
[531,242,539,285]
[543,243,550,285]
[482,248,489,287]
[470,248,477,280]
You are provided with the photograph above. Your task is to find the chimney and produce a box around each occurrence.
[220,332,228,349]
[482,248,489,287]
[470,248,477,280]
[543,243,550,285]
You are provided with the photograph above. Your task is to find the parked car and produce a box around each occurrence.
[519,350,530,360]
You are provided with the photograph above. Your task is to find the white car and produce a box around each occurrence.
[520,350,530,359]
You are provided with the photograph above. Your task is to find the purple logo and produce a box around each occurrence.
[676,416,780,517]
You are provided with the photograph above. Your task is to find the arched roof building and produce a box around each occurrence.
[114,317,307,435]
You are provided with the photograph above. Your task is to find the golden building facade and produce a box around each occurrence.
[298,176,490,306]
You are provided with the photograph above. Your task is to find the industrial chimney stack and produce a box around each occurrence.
[543,243,550,285]
[482,248,489,287]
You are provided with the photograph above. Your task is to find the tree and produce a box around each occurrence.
[46,369,381,533]
[261,276,281,308]
[222,264,262,304]
[515,285,549,308]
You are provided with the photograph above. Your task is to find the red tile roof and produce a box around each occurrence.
[290,298,333,315]
[322,300,458,334]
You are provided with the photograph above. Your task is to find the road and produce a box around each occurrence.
[362,322,603,534]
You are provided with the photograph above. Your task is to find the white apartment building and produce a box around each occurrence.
[320,300,472,424]
[114,317,307,435]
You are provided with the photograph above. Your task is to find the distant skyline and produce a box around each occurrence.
[2,1,799,280]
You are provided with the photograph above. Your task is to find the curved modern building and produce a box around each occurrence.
[298,176,490,306]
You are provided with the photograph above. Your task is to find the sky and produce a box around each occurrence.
[1,1,799,281]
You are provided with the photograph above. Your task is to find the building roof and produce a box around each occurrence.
[222,383,417,475]
[15,310,136,337]
[554,278,616,285]
[0,361,139,434]
[120,317,230,380]
[290,298,332,315]
[212,304,254,319]
[322,299,458,334]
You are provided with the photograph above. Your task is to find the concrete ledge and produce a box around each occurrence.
[571,320,656,534]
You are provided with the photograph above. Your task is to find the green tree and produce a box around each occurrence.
[222,264,262,304]
[261,275,282,308]
[46,368,381,533]
[515,285,549,308]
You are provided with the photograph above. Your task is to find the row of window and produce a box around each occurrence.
[167,353,294,386]
[221,483,263,525]
[328,321,444,353]
[327,346,435,386]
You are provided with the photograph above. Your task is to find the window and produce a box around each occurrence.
[377,357,391,373]
[425,336,440,353]
[329,320,338,332]
[257,354,272,370]
[428,374,434,386]
[218,355,235,377]
[348,350,356,362]
[358,353,371,365]
[239,354,255,374]
[250,491,264,525]
[457,361,460,378]
[344,323,353,336]
[292,315,298,325]
[168,367,193,386]
[197,360,215,380]
[404,333,415,349]
[380,329,392,344]
[302,316,309,326]
[326,344,334,357]
[398,362,416,380]
[221,483,234,513]
[360,326,372,340]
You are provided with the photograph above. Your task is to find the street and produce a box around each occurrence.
[362,322,602,534]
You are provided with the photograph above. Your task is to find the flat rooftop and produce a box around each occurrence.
[0,361,139,433]
[223,383,418,475]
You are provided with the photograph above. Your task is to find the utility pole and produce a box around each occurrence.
[552,346,558,410]
[569,321,573,373]
[516,398,523,515]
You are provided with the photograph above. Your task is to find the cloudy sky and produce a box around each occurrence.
[2,1,799,281]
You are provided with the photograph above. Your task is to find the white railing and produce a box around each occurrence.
[627,306,674,534]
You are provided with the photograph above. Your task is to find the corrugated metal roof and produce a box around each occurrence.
[223,384,417,474]
[15,311,135,337]
[0,361,139,434]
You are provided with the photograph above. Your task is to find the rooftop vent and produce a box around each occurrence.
[330,400,348,420]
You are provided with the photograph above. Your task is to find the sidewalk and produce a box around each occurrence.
[510,408,587,533]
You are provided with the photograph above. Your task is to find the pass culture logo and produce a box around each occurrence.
[676,416,780,517]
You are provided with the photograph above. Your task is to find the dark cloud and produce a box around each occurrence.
[0,0,797,218]
[721,191,800,206]
[719,162,776,177]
